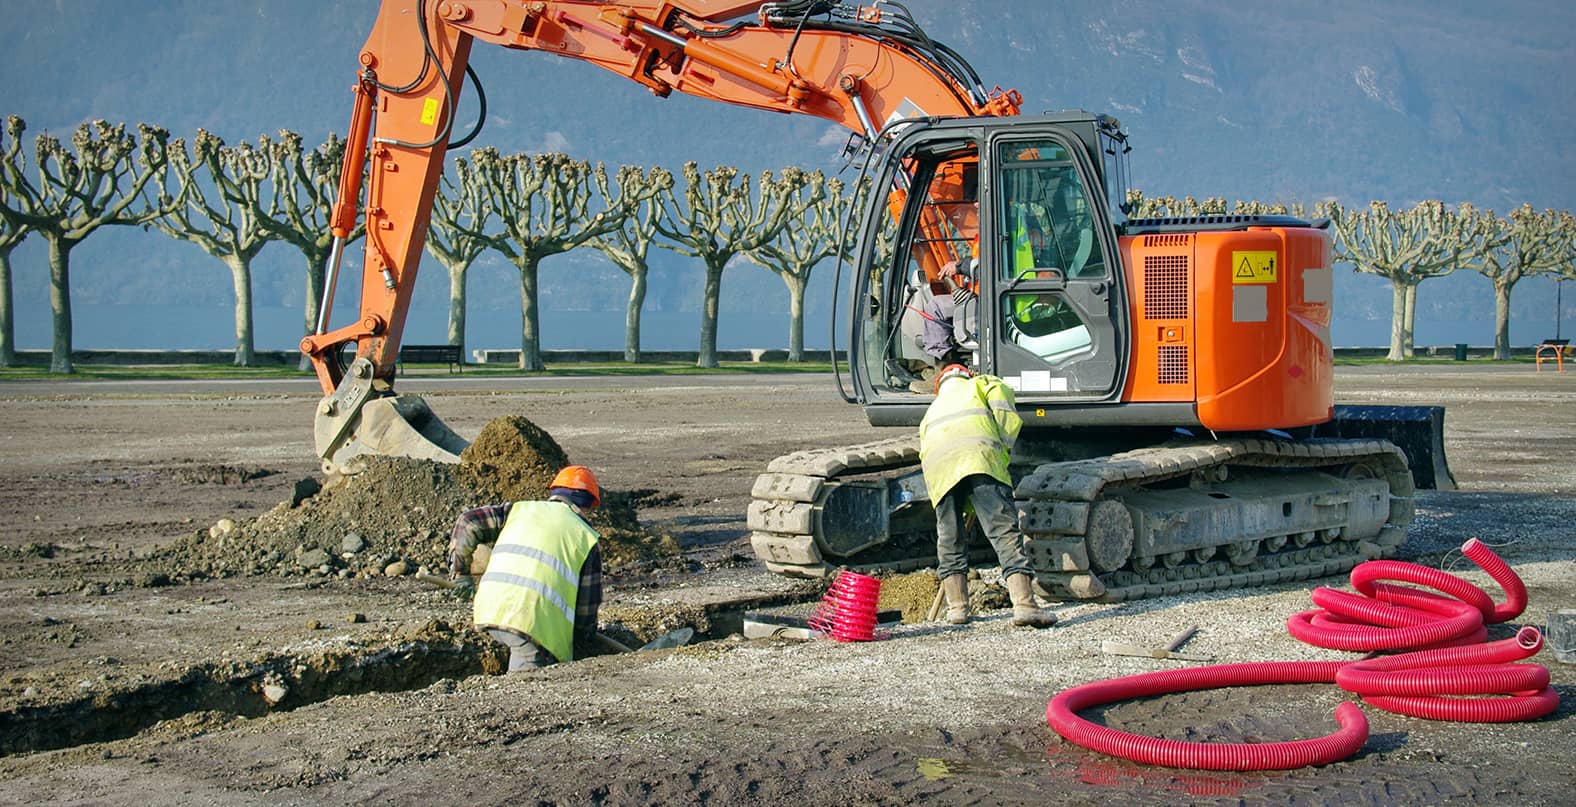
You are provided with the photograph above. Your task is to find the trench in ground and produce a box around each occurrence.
[0,591,813,757]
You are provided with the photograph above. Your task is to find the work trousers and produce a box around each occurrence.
[934,473,1033,580]
[487,628,552,672]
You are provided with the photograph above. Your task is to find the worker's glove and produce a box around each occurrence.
[449,576,475,601]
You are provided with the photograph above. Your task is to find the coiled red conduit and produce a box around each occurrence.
[1046,539,1559,770]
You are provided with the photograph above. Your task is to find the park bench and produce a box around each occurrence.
[1535,338,1570,373]
[398,343,463,373]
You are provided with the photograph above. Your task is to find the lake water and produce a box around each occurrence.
[13,301,1567,353]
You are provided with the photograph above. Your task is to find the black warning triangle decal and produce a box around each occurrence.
[1235,257,1255,278]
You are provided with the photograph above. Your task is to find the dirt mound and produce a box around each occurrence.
[150,416,677,581]
[457,416,568,503]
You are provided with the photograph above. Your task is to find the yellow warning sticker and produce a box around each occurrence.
[420,97,440,126]
[1232,250,1278,284]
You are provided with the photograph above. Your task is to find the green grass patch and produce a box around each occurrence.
[0,360,834,381]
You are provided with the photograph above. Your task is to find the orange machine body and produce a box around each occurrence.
[1118,225,1335,431]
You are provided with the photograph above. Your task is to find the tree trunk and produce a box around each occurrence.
[624,265,647,363]
[517,256,543,372]
[697,261,724,368]
[447,261,468,360]
[1402,283,1417,359]
[1385,281,1406,362]
[785,274,806,362]
[0,245,14,367]
[1493,281,1513,361]
[46,235,74,374]
[225,254,256,367]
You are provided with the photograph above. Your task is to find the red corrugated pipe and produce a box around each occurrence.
[1046,662,1364,771]
[1046,540,1559,770]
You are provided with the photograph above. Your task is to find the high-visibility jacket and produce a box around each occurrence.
[918,374,1023,501]
[473,501,600,663]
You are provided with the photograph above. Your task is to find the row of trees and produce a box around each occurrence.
[1129,193,1576,360]
[0,116,864,372]
[3,116,1572,373]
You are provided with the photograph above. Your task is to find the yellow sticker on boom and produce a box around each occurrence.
[420,98,440,126]
[1232,250,1278,284]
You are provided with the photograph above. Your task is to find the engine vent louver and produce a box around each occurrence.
[1142,254,1190,320]
[1142,234,1192,248]
[1157,344,1190,385]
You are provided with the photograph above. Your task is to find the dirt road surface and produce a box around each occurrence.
[0,365,1572,805]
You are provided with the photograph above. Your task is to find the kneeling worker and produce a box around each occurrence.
[448,465,604,671]
[919,365,1056,628]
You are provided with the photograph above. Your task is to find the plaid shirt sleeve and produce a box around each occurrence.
[574,544,603,644]
[448,502,511,579]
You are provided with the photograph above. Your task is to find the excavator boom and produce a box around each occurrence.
[306,0,1019,473]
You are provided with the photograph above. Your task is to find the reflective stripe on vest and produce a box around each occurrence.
[473,501,599,663]
[918,375,1018,500]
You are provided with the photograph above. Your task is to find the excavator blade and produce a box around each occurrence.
[315,394,470,476]
[1318,405,1456,490]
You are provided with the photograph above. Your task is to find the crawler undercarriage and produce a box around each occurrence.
[749,435,1414,602]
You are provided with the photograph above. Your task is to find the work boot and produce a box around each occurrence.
[1006,573,1057,628]
[941,574,970,625]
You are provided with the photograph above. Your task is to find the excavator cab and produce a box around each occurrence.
[849,113,1128,422]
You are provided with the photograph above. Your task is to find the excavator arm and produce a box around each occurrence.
[306,0,1020,473]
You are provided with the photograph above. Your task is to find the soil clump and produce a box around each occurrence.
[148,416,677,582]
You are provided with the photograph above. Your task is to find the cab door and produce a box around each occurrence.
[982,129,1126,401]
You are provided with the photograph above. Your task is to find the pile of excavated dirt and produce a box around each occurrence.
[149,416,678,582]
[873,570,1009,624]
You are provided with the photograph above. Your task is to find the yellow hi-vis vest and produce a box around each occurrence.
[473,501,600,663]
[918,374,1023,501]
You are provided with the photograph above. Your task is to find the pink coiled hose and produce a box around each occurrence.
[1047,539,1559,770]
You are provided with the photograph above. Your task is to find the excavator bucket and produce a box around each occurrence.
[314,394,470,476]
[1316,405,1456,490]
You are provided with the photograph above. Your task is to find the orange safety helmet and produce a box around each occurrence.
[935,363,973,392]
[549,465,601,508]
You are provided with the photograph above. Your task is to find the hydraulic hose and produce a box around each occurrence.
[1046,540,1559,770]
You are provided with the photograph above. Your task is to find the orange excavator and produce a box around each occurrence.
[310,0,1453,601]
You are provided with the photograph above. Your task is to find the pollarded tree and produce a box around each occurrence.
[255,131,364,354]
[426,153,495,359]
[1459,204,1565,359]
[585,165,674,363]
[1549,212,1576,341]
[657,163,813,368]
[154,130,280,365]
[0,144,31,366]
[742,171,843,361]
[0,116,180,373]
[1323,200,1473,361]
[470,151,646,371]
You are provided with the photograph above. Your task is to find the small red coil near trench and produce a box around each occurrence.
[1046,539,1560,770]
[808,570,882,642]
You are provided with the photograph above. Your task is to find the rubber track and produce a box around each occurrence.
[1019,438,1415,602]
[752,437,1415,601]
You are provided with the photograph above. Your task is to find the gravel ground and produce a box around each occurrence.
[0,365,1571,805]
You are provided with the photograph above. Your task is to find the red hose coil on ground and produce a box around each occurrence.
[1335,626,1558,722]
[1047,540,1559,770]
[1046,662,1365,771]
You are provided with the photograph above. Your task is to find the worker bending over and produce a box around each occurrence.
[919,365,1056,628]
[448,466,604,671]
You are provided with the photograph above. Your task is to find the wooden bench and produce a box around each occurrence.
[398,344,463,373]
